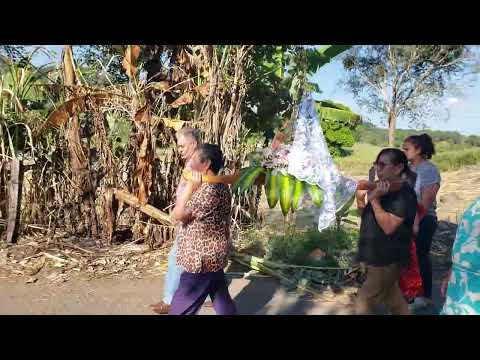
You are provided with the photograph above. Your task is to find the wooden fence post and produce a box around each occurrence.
[6,159,23,243]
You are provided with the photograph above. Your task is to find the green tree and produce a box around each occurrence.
[342,45,472,146]
[243,45,352,143]
[315,100,361,156]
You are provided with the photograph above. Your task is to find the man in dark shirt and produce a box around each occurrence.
[355,149,417,315]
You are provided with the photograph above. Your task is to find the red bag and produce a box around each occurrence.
[399,205,425,299]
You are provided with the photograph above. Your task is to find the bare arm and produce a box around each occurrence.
[356,189,368,216]
[171,183,194,223]
[171,172,202,223]
[420,183,440,213]
[441,267,452,297]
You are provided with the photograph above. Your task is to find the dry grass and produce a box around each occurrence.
[334,142,480,176]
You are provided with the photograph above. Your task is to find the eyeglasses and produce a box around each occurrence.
[374,161,393,169]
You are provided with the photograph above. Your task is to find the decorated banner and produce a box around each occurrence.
[232,93,358,231]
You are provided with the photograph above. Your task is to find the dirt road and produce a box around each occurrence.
[0,167,476,315]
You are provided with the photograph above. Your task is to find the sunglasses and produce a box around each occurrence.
[374,161,393,169]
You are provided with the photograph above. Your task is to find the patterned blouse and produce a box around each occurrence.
[176,183,232,273]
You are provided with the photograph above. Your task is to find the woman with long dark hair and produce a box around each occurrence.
[355,148,418,315]
[403,134,441,310]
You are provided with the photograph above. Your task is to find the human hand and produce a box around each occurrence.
[356,189,368,208]
[367,180,390,202]
[368,164,376,182]
[254,173,265,186]
[413,222,419,237]
[189,171,202,192]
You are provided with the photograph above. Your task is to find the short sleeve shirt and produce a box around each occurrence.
[176,183,232,273]
[357,183,418,267]
[175,159,193,201]
[413,161,441,217]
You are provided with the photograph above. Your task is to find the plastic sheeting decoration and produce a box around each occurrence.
[287,94,358,231]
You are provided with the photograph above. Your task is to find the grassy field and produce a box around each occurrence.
[335,143,480,176]
[334,143,380,176]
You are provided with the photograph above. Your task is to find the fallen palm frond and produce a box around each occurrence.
[232,252,324,296]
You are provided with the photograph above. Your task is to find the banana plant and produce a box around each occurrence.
[0,50,57,160]
[233,166,323,217]
[232,45,356,219]
[232,100,360,217]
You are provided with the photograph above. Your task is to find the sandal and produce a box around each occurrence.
[150,301,170,314]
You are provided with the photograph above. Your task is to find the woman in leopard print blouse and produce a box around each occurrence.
[169,144,237,315]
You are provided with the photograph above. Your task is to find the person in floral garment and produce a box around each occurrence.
[440,197,480,315]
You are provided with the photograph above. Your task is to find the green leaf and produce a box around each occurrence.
[317,45,352,62]
[316,100,352,112]
[336,194,355,217]
[318,106,361,125]
[306,45,352,74]
[346,209,361,218]
[306,81,321,94]
[341,218,358,226]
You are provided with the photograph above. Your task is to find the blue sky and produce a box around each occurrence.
[310,49,480,136]
[31,45,480,136]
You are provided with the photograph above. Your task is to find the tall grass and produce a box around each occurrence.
[334,143,381,176]
[433,148,480,172]
[335,142,480,176]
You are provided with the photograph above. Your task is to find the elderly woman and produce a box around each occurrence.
[169,144,236,315]
[440,197,480,315]
[355,148,418,315]
[151,127,202,314]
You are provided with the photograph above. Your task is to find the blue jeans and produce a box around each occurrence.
[163,238,184,305]
[415,215,437,299]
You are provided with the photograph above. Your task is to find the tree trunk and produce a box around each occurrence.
[63,45,87,183]
[63,45,98,237]
[113,189,172,225]
[387,111,397,147]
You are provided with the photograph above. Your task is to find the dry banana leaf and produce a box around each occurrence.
[147,81,171,91]
[134,104,151,123]
[161,117,187,131]
[38,92,128,132]
[193,82,209,97]
[122,45,141,79]
[133,104,154,205]
[170,92,193,108]
[177,48,192,72]
[63,45,77,86]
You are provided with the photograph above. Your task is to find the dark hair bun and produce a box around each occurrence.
[406,133,435,159]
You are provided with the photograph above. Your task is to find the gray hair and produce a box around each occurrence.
[177,127,202,144]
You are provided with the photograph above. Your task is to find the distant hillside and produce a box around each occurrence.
[356,122,480,148]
